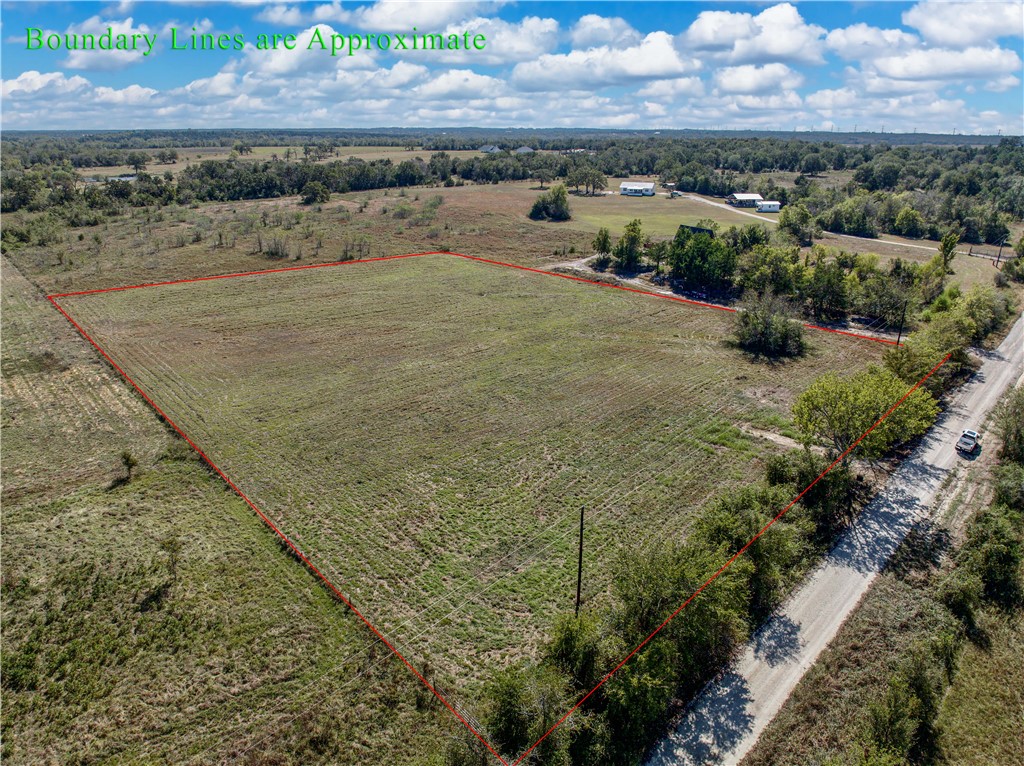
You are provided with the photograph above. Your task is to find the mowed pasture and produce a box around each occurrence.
[57,252,885,695]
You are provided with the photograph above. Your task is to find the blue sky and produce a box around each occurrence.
[2,1,1022,132]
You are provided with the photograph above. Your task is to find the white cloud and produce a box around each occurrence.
[60,15,156,71]
[232,23,379,76]
[512,31,700,91]
[637,77,705,100]
[903,1,1024,47]
[181,71,239,99]
[569,14,641,48]
[825,23,919,60]
[1,70,91,99]
[94,83,158,104]
[713,63,803,94]
[985,74,1021,92]
[413,69,504,99]
[420,16,559,66]
[349,1,502,32]
[873,46,1023,81]
[255,4,308,26]
[682,3,826,64]
[682,9,757,51]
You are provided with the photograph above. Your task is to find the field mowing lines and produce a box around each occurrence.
[182,398,751,762]
[336,396,740,668]
[261,354,726,625]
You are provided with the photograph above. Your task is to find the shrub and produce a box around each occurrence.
[528,184,571,222]
[734,292,806,358]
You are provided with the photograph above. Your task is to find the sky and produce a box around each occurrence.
[1,0,1022,133]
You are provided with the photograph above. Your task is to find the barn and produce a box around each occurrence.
[726,193,763,207]
[620,182,656,197]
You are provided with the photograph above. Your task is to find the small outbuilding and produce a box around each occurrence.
[478,145,502,154]
[755,200,781,213]
[620,182,656,197]
[513,146,535,154]
[726,193,763,207]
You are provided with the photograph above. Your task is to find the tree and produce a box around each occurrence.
[793,366,939,466]
[995,385,1024,464]
[528,184,571,221]
[894,206,924,238]
[778,202,818,246]
[938,229,960,272]
[301,181,330,205]
[612,218,644,273]
[126,151,149,173]
[804,259,849,320]
[736,245,803,296]
[592,227,612,255]
[734,292,806,358]
[535,168,553,189]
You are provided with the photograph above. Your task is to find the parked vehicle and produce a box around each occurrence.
[955,429,980,455]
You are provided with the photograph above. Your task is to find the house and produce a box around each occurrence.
[726,193,763,207]
[513,146,535,154]
[478,145,502,154]
[756,200,781,213]
[620,182,656,197]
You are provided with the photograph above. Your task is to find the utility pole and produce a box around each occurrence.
[896,299,909,347]
[575,506,584,617]
[996,235,1008,267]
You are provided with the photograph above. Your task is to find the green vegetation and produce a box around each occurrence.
[0,258,449,765]
[58,253,881,700]
[745,383,1024,766]
[529,184,572,222]
[734,292,806,358]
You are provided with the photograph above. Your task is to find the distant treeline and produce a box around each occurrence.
[2,135,1022,248]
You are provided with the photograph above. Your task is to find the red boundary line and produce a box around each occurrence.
[51,249,896,347]
[46,251,940,765]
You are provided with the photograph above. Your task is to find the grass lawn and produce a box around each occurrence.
[56,252,884,700]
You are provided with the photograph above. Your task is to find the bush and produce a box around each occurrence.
[529,184,571,222]
[735,292,806,358]
[301,181,330,205]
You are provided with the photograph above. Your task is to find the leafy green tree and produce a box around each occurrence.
[592,227,612,255]
[612,219,644,273]
[938,229,960,272]
[804,259,849,320]
[995,385,1024,464]
[545,611,605,691]
[693,484,802,618]
[301,181,330,205]
[778,202,818,246]
[604,639,677,760]
[793,366,939,466]
[736,245,804,296]
[734,292,806,358]
[529,184,571,222]
[125,151,149,173]
[894,206,924,238]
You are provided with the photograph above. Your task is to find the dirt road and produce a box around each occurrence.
[647,313,1024,766]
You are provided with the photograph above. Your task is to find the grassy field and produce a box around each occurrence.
[55,252,885,698]
[1,256,458,765]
